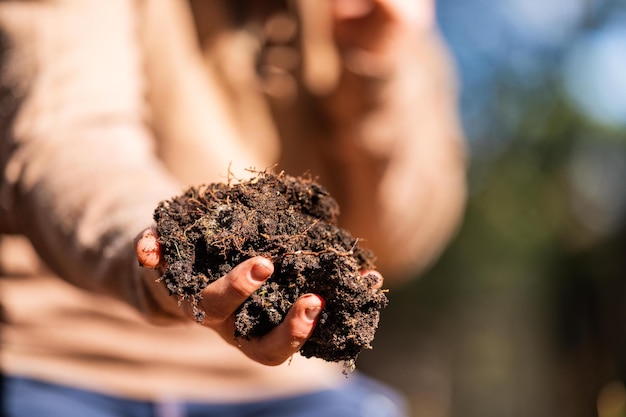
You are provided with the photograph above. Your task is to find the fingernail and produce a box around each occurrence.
[251,259,273,282]
[303,295,324,322]
[362,270,383,287]
[305,306,322,322]
[136,234,161,269]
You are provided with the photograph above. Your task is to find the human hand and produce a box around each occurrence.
[330,0,434,53]
[135,226,324,365]
[321,0,437,121]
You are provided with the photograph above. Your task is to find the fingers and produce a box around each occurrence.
[332,0,434,28]
[331,0,435,52]
[199,257,274,325]
[331,0,375,20]
[197,257,325,366]
[237,294,324,366]
[361,269,384,289]
[381,0,434,29]
[135,225,332,365]
[135,225,162,269]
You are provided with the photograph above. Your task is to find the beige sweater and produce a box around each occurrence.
[0,0,466,402]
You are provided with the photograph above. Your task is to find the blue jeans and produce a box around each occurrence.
[1,374,408,417]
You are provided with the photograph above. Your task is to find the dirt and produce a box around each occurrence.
[153,171,388,369]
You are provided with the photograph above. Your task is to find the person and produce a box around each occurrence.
[0,0,466,416]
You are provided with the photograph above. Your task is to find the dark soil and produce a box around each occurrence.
[153,171,388,369]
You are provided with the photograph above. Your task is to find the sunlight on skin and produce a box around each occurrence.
[331,0,434,30]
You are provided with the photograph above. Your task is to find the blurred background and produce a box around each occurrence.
[358,1,626,416]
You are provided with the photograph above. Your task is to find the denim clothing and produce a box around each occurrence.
[2,374,408,417]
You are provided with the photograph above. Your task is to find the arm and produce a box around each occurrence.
[0,0,327,364]
[302,0,467,280]
[0,0,181,318]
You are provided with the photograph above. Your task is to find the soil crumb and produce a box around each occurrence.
[153,171,388,369]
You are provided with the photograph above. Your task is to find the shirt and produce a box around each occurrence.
[0,0,466,401]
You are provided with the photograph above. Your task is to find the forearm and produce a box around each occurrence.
[318,31,467,280]
[0,1,182,319]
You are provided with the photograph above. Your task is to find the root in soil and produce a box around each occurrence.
[153,171,388,370]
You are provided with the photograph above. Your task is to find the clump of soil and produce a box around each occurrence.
[153,171,388,369]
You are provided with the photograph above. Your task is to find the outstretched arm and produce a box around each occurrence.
[0,1,180,317]
[0,1,338,365]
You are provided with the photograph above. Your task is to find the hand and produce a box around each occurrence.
[135,226,324,366]
[322,0,436,123]
[330,0,434,53]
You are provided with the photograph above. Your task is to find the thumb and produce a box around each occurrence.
[135,225,162,269]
